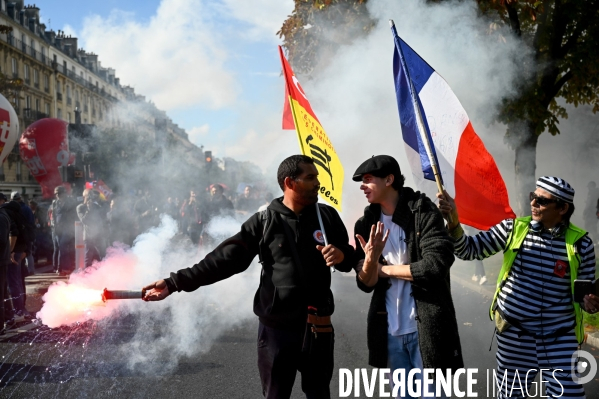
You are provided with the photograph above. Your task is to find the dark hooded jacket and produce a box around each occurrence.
[165,197,356,330]
[355,186,464,370]
[1,201,30,252]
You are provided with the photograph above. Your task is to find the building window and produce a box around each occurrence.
[24,64,29,83]
[41,47,46,62]
[35,98,40,112]
[44,74,49,91]
[30,39,35,55]
[57,108,62,120]
[33,69,39,87]
[26,96,31,110]
[45,103,50,116]
[11,58,17,77]
[67,112,71,123]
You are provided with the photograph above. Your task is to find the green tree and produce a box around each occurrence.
[278,0,374,76]
[480,0,599,213]
[0,25,25,109]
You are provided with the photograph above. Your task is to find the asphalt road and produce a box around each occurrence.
[1,267,598,399]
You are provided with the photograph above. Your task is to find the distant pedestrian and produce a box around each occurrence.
[1,194,33,319]
[181,190,202,245]
[107,196,134,247]
[11,192,35,276]
[0,195,14,333]
[77,189,107,267]
[235,185,260,215]
[133,190,156,234]
[51,186,78,274]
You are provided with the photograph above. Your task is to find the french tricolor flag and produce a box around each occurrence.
[391,22,515,230]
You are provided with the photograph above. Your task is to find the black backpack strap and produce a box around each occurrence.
[257,209,270,265]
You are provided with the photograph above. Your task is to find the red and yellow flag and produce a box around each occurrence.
[279,46,344,211]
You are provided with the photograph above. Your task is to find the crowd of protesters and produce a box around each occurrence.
[1,182,270,334]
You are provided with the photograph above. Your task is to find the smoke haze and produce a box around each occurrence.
[31,0,598,379]
[37,215,260,372]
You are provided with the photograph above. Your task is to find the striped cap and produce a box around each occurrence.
[536,176,575,203]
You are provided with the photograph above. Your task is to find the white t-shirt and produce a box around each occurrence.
[381,213,417,336]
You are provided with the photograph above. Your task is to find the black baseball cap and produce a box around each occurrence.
[0,193,7,201]
[352,155,401,182]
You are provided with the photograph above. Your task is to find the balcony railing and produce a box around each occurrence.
[24,109,49,122]
[3,36,53,68]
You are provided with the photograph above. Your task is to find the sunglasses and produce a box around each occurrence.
[529,192,558,206]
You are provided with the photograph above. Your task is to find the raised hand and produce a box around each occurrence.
[436,190,459,229]
[355,221,389,264]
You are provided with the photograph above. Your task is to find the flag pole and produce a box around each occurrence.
[279,46,334,270]
[390,20,452,223]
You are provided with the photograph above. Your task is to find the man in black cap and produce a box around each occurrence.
[438,176,598,398]
[352,155,463,396]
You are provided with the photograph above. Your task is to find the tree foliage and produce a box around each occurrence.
[0,71,25,109]
[0,24,23,107]
[277,0,375,75]
[478,0,599,141]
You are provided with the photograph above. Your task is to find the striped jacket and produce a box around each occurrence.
[454,218,596,336]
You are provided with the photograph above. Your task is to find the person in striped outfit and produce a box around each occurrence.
[437,176,599,398]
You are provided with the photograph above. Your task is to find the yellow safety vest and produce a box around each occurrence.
[489,216,587,344]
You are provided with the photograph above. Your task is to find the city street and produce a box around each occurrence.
[1,262,598,398]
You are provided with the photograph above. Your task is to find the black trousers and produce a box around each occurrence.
[257,322,333,399]
[0,264,6,328]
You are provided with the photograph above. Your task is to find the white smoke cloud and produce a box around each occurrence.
[38,215,260,372]
[80,0,238,111]
[220,0,294,42]
[188,124,210,146]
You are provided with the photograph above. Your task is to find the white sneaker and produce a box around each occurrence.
[479,276,487,285]
[471,275,479,282]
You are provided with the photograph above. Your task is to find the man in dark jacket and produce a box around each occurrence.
[52,186,78,274]
[77,189,107,267]
[0,199,16,333]
[1,199,32,319]
[143,155,356,399]
[352,155,463,396]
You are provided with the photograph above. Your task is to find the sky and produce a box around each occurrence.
[32,0,599,229]
[36,0,295,166]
